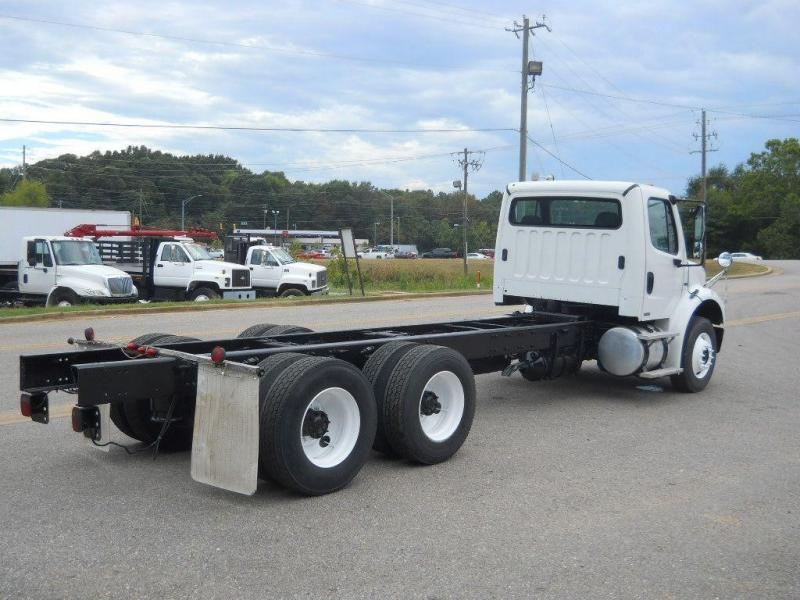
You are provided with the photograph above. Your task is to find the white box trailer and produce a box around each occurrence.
[0,207,131,265]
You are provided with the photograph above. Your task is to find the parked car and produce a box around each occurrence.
[393,244,419,259]
[477,248,495,259]
[728,252,763,263]
[421,247,458,258]
[297,249,329,259]
[360,245,395,259]
[207,248,224,260]
[467,252,490,260]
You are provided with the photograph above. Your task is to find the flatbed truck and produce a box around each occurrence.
[18,181,730,496]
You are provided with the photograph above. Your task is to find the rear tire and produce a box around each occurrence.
[237,323,278,338]
[262,325,312,336]
[110,333,175,439]
[362,341,417,456]
[259,356,377,495]
[382,345,475,464]
[120,335,201,450]
[670,317,717,393]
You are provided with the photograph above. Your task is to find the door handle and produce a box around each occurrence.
[249,267,254,270]
[501,249,508,261]
[646,272,654,294]
[156,263,164,268]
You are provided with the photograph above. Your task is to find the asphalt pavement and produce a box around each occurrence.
[1,262,798,599]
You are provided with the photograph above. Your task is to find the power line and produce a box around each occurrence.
[0,13,455,70]
[328,0,501,31]
[0,117,516,134]
[525,134,591,180]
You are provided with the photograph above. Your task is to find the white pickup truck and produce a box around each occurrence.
[243,245,328,297]
[0,236,137,306]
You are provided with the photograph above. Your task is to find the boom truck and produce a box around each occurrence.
[0,207,137,306]
[19,181,730,497]
[67,224,256,302]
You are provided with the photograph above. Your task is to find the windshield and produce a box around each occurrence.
[184,243,213,261]
[272,248,295,264]
[51,241,103,266]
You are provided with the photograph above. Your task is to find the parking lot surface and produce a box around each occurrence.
[1,262,798,599]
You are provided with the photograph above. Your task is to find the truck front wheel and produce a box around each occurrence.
[671,317,717,393]
[279,287,306,298]
[50,289,79,307]
[189,287,220,302]
[259,355,377,495]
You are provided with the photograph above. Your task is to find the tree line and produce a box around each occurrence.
[1,138,798,257]
[0,146,501,251]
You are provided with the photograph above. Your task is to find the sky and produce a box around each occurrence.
[0,0,798,197]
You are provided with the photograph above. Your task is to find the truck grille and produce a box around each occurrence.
[316,271,327,288]
[232,269,250,288]
[108,277,133,296]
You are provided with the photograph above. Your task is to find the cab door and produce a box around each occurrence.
[20,239,56,295]
[155,243,193,287]
[641,197,685,320]
[249,249,282,289]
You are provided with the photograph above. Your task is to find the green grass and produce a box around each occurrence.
[705,261,769,278]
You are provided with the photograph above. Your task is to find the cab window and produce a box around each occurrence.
[251,249,264,265]
[647,198,679,255]
[509,196,621,228]
[28,240,53,267]
[265,252,280,267]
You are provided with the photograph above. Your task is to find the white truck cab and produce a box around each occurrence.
[150,239,253,301]
[494,180,725,392]
[2,236,137,306]
[244,245,328,297]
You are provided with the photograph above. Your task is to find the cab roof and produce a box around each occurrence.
[507,180,672,199]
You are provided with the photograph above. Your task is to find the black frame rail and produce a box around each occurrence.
[20,313,590,407]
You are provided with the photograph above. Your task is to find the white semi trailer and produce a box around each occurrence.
[19,181,730,496]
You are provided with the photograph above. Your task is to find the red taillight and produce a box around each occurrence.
[210,346,226,365]
[137,346,147,354]
[84,327,95,341]
[20,394,32,417]
[145,347,158,357]
[126,342,138,350]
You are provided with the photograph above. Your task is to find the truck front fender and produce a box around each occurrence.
[654,285,726,369]
[186,276,222,292]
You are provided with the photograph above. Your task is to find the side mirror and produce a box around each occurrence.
[717,252,732,270]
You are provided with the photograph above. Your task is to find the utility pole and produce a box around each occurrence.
[285,207,290,229]
[507,16,549,181]
[691,109,718,203]
[373,222,380,245]
[22,145,26,179]
[390,196,394,247]
[454,148,483,275]
[262,204,268,229]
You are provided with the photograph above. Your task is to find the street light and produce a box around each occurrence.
[270,209,279,230]
[181,194,202,230]
[373,222,380,246]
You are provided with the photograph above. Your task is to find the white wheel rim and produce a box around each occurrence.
[194,294,210,302]
[691,332,715,379]
[57,300,72,307]
[418,370,464,442]
[300,387,360,468]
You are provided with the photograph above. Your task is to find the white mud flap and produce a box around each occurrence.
[190,362,261,495]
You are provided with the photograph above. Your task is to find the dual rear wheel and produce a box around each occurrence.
[111,327,476,495]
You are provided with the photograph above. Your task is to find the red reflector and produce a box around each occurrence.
[71,407,83,432]
[20,394,32,417]
[137,346,147,354]
[145,347,158,357]
[210,346,226,365]
[84,327,95,341]
[126,342,138,350]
